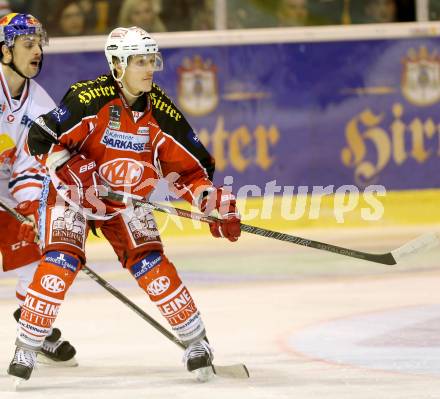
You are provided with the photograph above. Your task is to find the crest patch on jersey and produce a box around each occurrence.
[49,207,86,250]
[108,105,121,130]
[49,105,70,123]
[137,126,149,138]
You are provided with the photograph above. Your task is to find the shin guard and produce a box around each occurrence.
[129,252,205,344]
[17,251,81,349]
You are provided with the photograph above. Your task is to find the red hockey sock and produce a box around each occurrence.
[129,251,206,343]
[17,251,81,349]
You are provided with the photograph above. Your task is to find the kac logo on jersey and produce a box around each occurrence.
[101,128,149,152]
[41,274,66,294]
[99,158,144,187]
[147,276,170,296]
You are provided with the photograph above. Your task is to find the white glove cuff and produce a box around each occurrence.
[46,149,71,172]
[196,186,216,210]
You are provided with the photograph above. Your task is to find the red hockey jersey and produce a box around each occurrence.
[27,75,215,207]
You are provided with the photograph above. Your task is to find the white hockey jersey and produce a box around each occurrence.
[0,65,55,207]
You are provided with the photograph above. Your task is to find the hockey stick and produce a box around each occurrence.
[0,199,249,379]
[105,191,439,265]
[80,265,249,379]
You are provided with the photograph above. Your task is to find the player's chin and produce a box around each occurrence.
[143,79,153,92]
[25,66,39,79]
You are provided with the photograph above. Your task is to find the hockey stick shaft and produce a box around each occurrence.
[80,266,185,349]
[105,192,408,265]
[0,199,185,349]
[0,199,250,378]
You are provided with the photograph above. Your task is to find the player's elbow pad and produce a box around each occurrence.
[28,117,58,155]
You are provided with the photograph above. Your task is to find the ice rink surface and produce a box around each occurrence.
[1,226,440,399]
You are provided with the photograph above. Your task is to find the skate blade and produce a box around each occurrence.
[37,353,78,367]
[193,366,214,382]
[10,376,26,390]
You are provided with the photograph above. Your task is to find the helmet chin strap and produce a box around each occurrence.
[120,82,144,99]
[112,67,144,99]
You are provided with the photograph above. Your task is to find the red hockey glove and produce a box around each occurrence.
[56,154,103,212]
[200,187,241,242]
[15,200,39,243]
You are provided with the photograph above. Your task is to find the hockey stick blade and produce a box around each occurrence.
[213,363,250,379]
[84,267,250,378]
[391,232,439,263]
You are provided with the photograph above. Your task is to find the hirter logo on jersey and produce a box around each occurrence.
[99,158,144,187]
[101,128,150,152]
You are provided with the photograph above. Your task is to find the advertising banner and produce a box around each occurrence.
[38,37,440,193]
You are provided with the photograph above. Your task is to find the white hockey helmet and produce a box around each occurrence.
[105,27,163,80]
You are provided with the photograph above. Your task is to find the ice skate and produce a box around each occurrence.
[38,337,78,366]
[7,346,37,386]
[183,339,214,382]
[13,308,78,366]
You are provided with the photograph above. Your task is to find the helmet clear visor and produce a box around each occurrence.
[33,26,48,46]
[15,32,48,47]
[127,52,163,72]
[5,26,48,47]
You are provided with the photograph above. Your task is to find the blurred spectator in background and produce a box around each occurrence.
[78,0,99,33]
[160,0,214,31]
[0,0,11,17]
[276,0,333,26]
[26,1,57,27]
[50,0,88,36]
[364,0,397,23]
[227,0,277,29]
[8,0,417,37]
[276,0,308,26]
[351,0,415,23]
[106,0,123,28]
[118,0,166,32]
[9,0,27,13]
[191,0,214,30]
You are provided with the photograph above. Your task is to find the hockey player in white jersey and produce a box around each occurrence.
[0,13,77,372]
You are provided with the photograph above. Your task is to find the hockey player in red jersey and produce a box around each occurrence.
[8,26,241,383]
[0,13,77,370]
